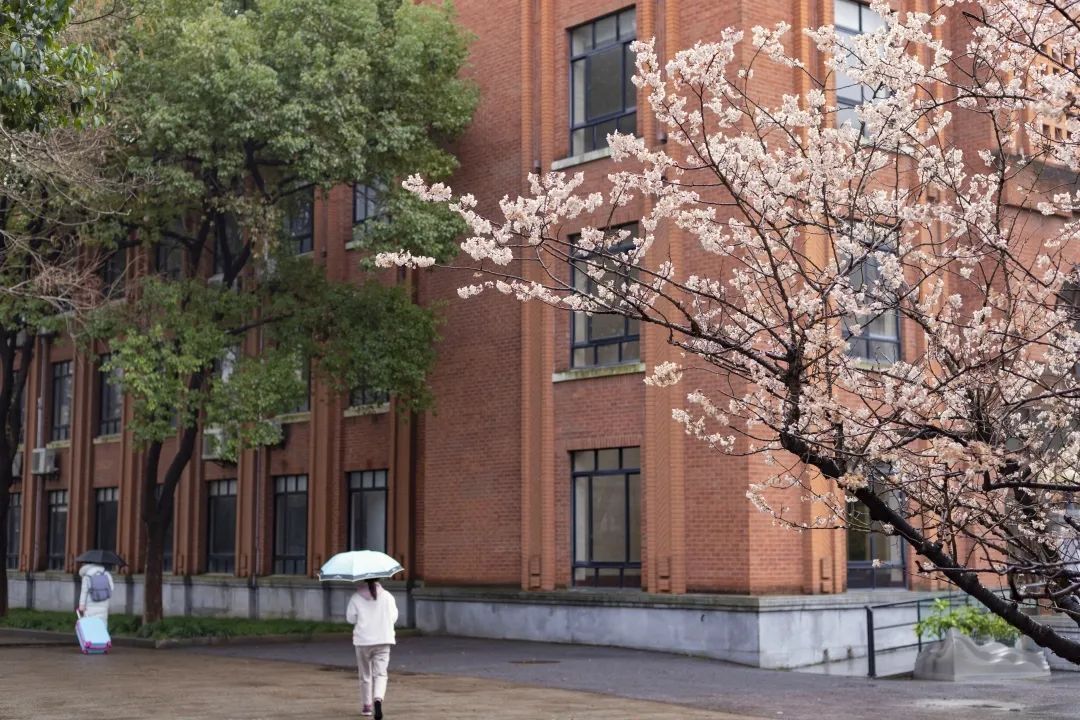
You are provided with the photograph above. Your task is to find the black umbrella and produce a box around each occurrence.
[75,549,125,567]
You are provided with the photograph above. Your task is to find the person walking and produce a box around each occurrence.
[77,562,115,629]
[346,579,398,719]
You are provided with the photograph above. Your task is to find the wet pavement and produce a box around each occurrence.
[191,635,1080,720]
[0,644,749,719]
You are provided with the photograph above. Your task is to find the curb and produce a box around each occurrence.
[0,627,357,649]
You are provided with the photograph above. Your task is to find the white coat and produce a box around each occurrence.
[78,564,114,623]
[345,582,398,646]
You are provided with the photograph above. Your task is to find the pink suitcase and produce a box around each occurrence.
[75,613,111,654]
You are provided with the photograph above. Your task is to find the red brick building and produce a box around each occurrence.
[7,0,1025,668]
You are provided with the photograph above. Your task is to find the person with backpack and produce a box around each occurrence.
[346,579,398,719]
[78,562,115,628]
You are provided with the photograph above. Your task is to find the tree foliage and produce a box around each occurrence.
[93,0,476,623]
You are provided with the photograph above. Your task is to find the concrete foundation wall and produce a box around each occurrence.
[9,573,410,626]
[413,588,937,669]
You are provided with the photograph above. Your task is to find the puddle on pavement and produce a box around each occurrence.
[509,660,561,665]
[914,698,1025,713]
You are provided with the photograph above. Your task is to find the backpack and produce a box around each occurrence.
[88,571,111,602]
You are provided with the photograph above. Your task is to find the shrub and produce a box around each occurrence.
[914,599,1019,644]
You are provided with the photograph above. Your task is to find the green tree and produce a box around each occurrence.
[98,0,475,623]
[0,0,117,616]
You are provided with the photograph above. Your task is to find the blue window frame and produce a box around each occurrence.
[841,227,900,363]
[570,224,641,368]
[97,354,122,436]
[282,186,314,255]
[572,447,641,588]
[835,0,885,132]
[569,7,637,157]
[6,492,20,570]
[273,475,307,575]
[348,470,388,553]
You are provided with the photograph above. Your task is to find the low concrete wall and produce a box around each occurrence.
[8,573,411,627]
[413,587,940,669]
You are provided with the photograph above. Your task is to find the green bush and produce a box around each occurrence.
[0,609,347,640]
[913,598,1019,644]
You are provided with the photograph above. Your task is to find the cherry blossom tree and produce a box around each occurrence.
[382,0,1080,661]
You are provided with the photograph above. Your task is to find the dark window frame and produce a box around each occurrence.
[272,474,308,575]
[570,224,641,368]
[50,360,73,442]
[155,236,185,280]
[569,7,637,157]
[46,490,67,571]
[347,470,388,553]
[99,248,126,298]
[846,469,907,589]
[571,447,641,588]
[206,479,237,574]
[282,185,315,255]
[840,225,901,363]
[93,487,119,554]
[6,492,20,570]
[834,0,886,134]
[97,354,122,436]
[352,182,389,231]
[349,385,389,408]
[212,214,244,277]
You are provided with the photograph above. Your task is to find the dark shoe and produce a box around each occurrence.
[373,700,383,720]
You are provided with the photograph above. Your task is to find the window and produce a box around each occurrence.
[155,236,184,280]
[213,214,243,277]
[569,7,637,156]
[847,471,906,589]
[290,359,311,414]
[570,224,641,367]
[94,488,119,554]
[353,183,388,232]
[99,248,126,298]
[572,447,641,587]
[97,354,122,436]
[206,479,237,574]
[282,186,314,255]
[834,0,885,132]
[348,470,388,553]
[46,490,67,570]
[273,475,307,575]
[6,492,20,570]
[349,385,389,408]
[841,228,900,363]
[50,361,73,442]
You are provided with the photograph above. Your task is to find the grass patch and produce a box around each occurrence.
[0,609,348,640]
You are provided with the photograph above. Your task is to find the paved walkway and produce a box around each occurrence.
[192,635,1080,720]
[0,644,749,719]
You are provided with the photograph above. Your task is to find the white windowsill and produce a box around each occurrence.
[92,434,122,445]
[551,146,613,171]
[344,402,391,417]
[45,439,71,449]
[276,411,311,424]
[552,361,645,383]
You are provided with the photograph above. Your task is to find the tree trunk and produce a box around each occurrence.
[140,403,201,624]
[143,518,166,624]
[0,483,9,617]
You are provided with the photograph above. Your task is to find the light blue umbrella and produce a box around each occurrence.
[318,550,403,582]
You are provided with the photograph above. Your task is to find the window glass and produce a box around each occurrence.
[348,470,388,553]
[94,488,119,554]
[51,361,73,442]
[273,475,307,574]
[207,479,237,573]
[46,490,67,570]
[570,224,641,368]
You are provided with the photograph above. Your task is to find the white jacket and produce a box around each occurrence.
[78,564,114,622]
[345,583,398,646]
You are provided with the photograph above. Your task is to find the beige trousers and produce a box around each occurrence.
[355,644,392,707]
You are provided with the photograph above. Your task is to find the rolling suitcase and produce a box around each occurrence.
[75,612,112,654]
